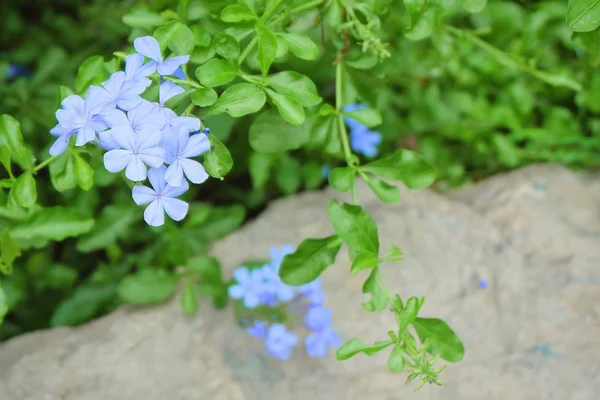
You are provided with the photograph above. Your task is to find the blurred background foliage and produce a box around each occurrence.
[0,0,598,340]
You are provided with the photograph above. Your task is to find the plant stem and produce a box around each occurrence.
[445,25,581,92]
[164,77,202,89]
[32,156,56,173]
[291,0,326,14]
[335,62,358,203]
[239,37,258,64]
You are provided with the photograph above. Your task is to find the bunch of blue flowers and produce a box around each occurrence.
[344,104,382,158]
[50,36,210,227]
[228,245,342,360]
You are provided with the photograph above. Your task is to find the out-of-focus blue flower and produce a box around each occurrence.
[133,36,190,76]
[479,278,489,289]
[228,266,269,309]
[269,245,295,273]
[305,328,342,357]
[101,71,146,111]
[247,321,268,338]
[50,87,112,155]
[103,122,164,181]
[343,103,382,158]
[304,306,332,331]
[264,324,298,360]
[298,279,325,306]
[321,165,331,179]
[131,166,189,226]
[6,64,27,80]
[164,128,210,186]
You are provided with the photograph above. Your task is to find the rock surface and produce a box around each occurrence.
[0,164,599,400]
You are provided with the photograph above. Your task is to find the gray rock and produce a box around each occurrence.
[0,164,598,400]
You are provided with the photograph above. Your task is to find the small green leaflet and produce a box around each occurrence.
[336,338,393,360]
[566,0,600,32]
[117,269,178,305]
[279,235,342,286]
[327,200,379,260]
[205,83,266,117]
[256,23,277,76]
[412,317,465,362]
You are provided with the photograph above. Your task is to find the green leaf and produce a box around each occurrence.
[73,154,94,190]
[567,0,600,32]
[0,147,10,174]
[249,152,275,189]
[336,338,393,360]
[387,344,406,372]
[11,172,36,208]
[383,244,403,262]
[362,268,388,311]
[360,149,436,189]
[266,71,322,106]
[122,7,167,28]
[576,30,600,66]
[212,33,240,61]
[195,59,238,87]
[204,134,233,179]
[395,296,421,333]
[350,252,378,275]
[75,55,105,94]
[188,255,222,279]
[402,1,439,41]
[264,88,305,125]
[364,177,400,204]
[180,280,198,316]
[76,206,137,253]
[191,204,246,240]
[278,32,319,60]
[205,83,266,117]
[249,109,309,152]
[50,284,116,327]
[460,0,487,12]
[0,286,7,323]
[274,153,301,195]
[412,317,465,362]
[118,269,178,305]
[154,21,195,55]
[328,167,355,192]
[303,161,324,190]
[190,87,218,106]
[221,4,257,22]
[1,231,20,273]
[327,200,379,260]
[0,114,33,170]
[342,107,382,128]
[256,23,278,76]
[57,85,75,103]
[49,151,77,192]
[492,134,519,167]
[10,207,94,242]
[279,235,342,286]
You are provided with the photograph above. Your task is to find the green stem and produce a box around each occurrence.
[164,77,202,89]
[183,103,196,116]
[445,25,581,92]
[239,37,258,64]
[32,156,56,173]
[291,0,326,14]
[335,62,358,204]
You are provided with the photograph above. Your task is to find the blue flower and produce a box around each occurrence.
[247,321,268,338]
[228,266,269,308]
[102,121,164,181]
[133,36,190,76]
[123,53,155,86]
[50,87,112,155]
[258,263,295,304]
[153,81,185,120]
[264,324,298,360]
[304,306,332,331]
[343,103,382,158]
[101,71,146,111]
[6,64,27,80]
[298,279,325,306]
[321,165,331,179]
[164,128,210,187]
[305,328,342,357]
[269,245,295,273]
[131,166,189,226]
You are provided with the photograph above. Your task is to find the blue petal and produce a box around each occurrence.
[180,158,208,184]
[125,156,147,181]
[159,81,185,105]
[133,36,163,62]
[132,185,157,205]
[161,197,188,221]
[157,55,190,76]
[143,199,165,226]
[49,133,73,156]
[103,149,133,173]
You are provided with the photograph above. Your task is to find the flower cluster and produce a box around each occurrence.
[50,36,211,226]
[229,245,342,360]
[344,104,382,158]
